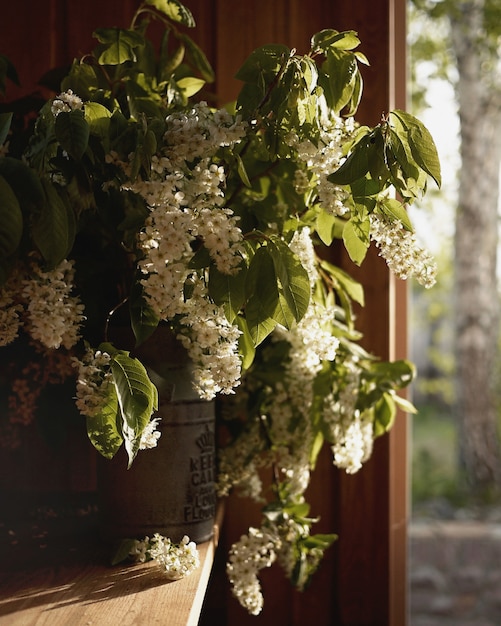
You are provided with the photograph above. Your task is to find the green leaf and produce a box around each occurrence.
[373,392,396,437]
[236,153,251,188]
[343,68,363,117]
[272,291,297,330]
[375,359,416,389]
[179,34,215,82]
[0,113,12,146]
[0,157,45,216]
[320,260,364,306]
[110,352,158,467]
[316,209,337,246]
[268,237,310,323]
[342,214,370,265]
[235,315,256,370]
[111,538,138,565]
[93,28,145,65]
[54,110,90,160]
[320,49,359,113]
[209,263,247,323]
[32,179,73,268]
[327,130,374,185]
[235,44,290,83]
[378,197,413,232]
[389,110,441,188]
[84,102,111,141]
[309,430,324,467]
[61,61,99,101]
[393,393,417,414]
[145,0,196,27]
[129,282,160,346]
[350,176,381,207]
[245,246,279,345]
[304,533,338,550]
[188,245,211,269]
[86,383,123,459]
[311,29,361,53]
[0,175,23,258]
[160,38,185,81]
[177,76,205,97]
[386,126,422,192]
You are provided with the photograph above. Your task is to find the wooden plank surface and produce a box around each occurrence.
[0,497,222,626]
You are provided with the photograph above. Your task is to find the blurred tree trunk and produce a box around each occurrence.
[450,0,501,490]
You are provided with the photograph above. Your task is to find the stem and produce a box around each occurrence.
[130,4,179,36]
[237,49,296,162]
[104,297,129,342]
[255,48,296,114]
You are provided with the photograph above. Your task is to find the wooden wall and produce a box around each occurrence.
[0,1,408,624]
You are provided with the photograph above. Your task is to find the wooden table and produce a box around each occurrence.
[0,494,221,625]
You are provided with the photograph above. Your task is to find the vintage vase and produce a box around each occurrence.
[98,325,216,544]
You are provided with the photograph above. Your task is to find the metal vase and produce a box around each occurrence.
[98,325,216,544]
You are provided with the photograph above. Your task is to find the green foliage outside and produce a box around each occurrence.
[409,0,501,505]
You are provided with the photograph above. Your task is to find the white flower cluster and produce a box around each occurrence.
[128,103,247,399]
[274,515,324,588]
[129,534,199,581]
[370,213,437,288]
[139,416,162,450]
[266,228,339,490]
[72,347,113,418]
[287,115,353,217]
[21,259,85,350]
[1,260,85,350]
[227,526,279,616]
[51,89,84,116]
[330,410,374,474]
[175,277,242,399]
[162,102,247,167]
[322,358,374,474]
[0,275,22,346]
[217,419,265,499]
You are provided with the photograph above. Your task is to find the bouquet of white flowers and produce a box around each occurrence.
[0,0,439,614]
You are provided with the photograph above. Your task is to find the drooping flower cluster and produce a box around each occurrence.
[216,417,266,500]
[260,229,339,489]
[72,347,114,418]
[0,259,85,350]
[125,102,248,399]
[128,534,200,580]
[217,227,346,502]
[287,113,354,217]
[0,348,75,450]
[23,260,85,350]
[175,277,242,399]
[370,213,437,288]
[321,356,374,474]
[227,526,280,616]
[0,273,22,347]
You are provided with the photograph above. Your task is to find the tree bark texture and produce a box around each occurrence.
[450,0,501,489]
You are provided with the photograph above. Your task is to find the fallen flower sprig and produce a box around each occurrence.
[112,533,200,581]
